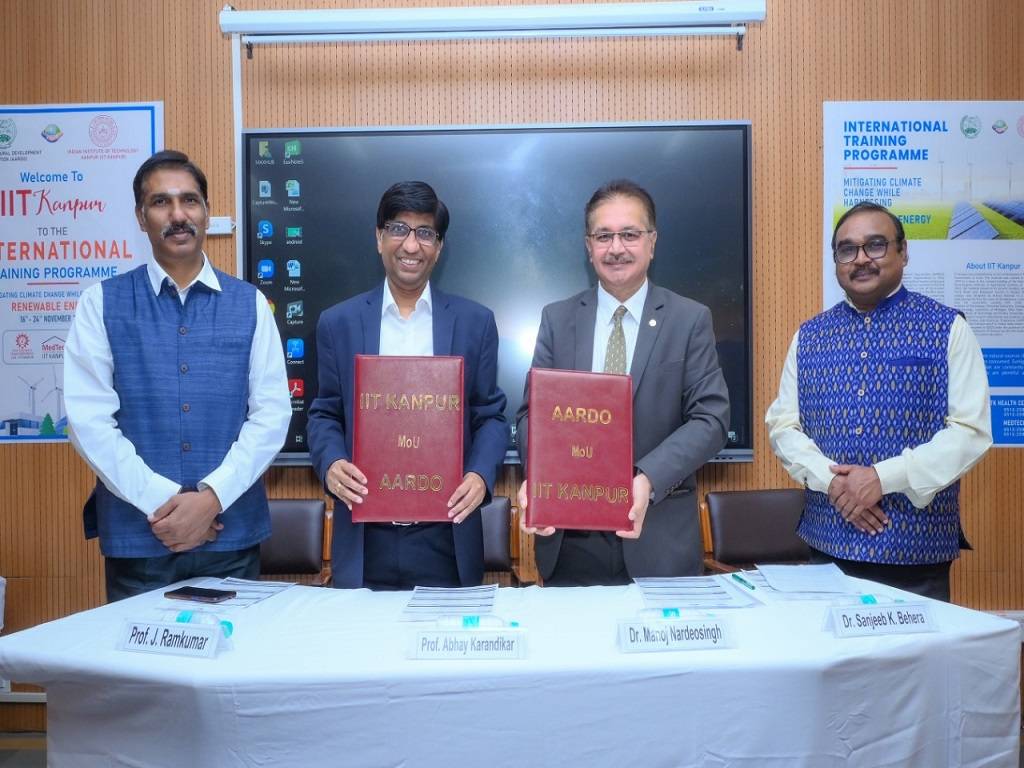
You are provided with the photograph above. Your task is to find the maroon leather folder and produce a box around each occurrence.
[525,367,633,531]
[352,355,464,523]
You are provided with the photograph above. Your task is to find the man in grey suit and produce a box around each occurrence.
[516,179,730,586]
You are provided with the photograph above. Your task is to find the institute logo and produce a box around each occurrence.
[960,115,981,139]
[10,332,33,361]
[40,123,63,143]
[0,118,16,149]
[88,114,118,147]
[992,119,1008,135]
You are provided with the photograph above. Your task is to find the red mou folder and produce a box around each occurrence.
[352,355,464,523]
[525,367,633,531]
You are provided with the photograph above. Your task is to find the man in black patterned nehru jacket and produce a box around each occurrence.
[516,179,730,586]
[766,201,992,602]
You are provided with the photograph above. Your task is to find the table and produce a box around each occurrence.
[0,582,1019,767]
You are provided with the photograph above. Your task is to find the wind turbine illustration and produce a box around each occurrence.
[17,375,44,417]
[42,366,65,421]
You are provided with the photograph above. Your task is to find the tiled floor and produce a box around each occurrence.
[0,734,44,768]
[0,732,1021,766]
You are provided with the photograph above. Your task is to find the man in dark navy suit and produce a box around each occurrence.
[307,181,508,589]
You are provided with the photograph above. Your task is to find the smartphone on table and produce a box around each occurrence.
[163,586,237,603]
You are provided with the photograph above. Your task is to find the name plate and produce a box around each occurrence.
[829,603,936,638]
[409,629,527,660]
[618,618,735,652]
[119,620,220,658]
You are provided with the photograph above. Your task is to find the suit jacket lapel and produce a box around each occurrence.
[432,286,454,356]
[575,289,598,371]
[631,283,664,396]
[362,284,384,355]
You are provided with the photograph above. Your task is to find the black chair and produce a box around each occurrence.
[701,489,809,573]
[260,499,330,585]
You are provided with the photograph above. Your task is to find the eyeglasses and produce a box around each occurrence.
[587,229,654,247]
[833,238,898,264]
[382,220,440,246]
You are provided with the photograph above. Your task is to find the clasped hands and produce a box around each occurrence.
[326,458,486,523]
[150,487,223,552]
[827,464,889,535]
[516,473,652,540]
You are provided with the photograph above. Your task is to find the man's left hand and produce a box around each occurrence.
[151,488,224,552]
[829,465,889,534]
[829,464,883,509]
[447,472,486,523]
[617,472,652,539]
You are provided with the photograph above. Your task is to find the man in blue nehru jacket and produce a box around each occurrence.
[65,150,291,602]
[766,201,992,602]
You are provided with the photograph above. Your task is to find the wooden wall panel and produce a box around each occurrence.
[1,0,1023,729]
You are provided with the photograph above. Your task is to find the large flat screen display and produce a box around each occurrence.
[243,123,752,462]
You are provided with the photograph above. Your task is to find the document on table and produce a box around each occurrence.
[190,577,295,608]
[721,569,850,605]
[634,576,758,609]
[756,563,855,594]
[401,584,499,621]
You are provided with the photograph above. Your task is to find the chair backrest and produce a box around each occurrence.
[706,489,809,565]
[480,496,512,572]
[261,499,327,576]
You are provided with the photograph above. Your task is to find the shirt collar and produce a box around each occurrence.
[146,254,220,295]
[382,280,433,318]
[597,279,648,324]
[843,283,906,314]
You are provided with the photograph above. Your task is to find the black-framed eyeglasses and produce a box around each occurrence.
[833,238,897,264]
[586,229,654,246]
[382,220,440,246]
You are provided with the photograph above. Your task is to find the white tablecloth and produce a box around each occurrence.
[0,582,1019,767]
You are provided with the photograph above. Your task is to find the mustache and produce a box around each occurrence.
[850,265,879,279]
[600,254,634,264]
[161,221,198,238]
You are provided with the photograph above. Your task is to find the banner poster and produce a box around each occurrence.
[823,101,1024,447]
[0,102,162,443]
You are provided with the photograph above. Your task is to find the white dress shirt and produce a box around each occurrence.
[591,280,649,373]
[765,288,993,509]
[380,281,433,356]
[64,257,291,519]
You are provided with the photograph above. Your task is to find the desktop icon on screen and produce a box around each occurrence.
[286,259,301,278]
[285,179,300,197]
[258,141,272,158]
[284,140,302,159]
[286,226,303,239]
[257,260,275,280]
[286,300,304,320]
[286,338,304,360]
[258,180,271,198]
[257,220,274,239]
[288,378,305,398]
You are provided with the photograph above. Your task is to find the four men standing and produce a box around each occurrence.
[66,149,991,601]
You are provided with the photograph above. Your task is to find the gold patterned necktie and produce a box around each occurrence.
[604,305,628,374]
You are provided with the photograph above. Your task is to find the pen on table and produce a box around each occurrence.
[731,573,756,591]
